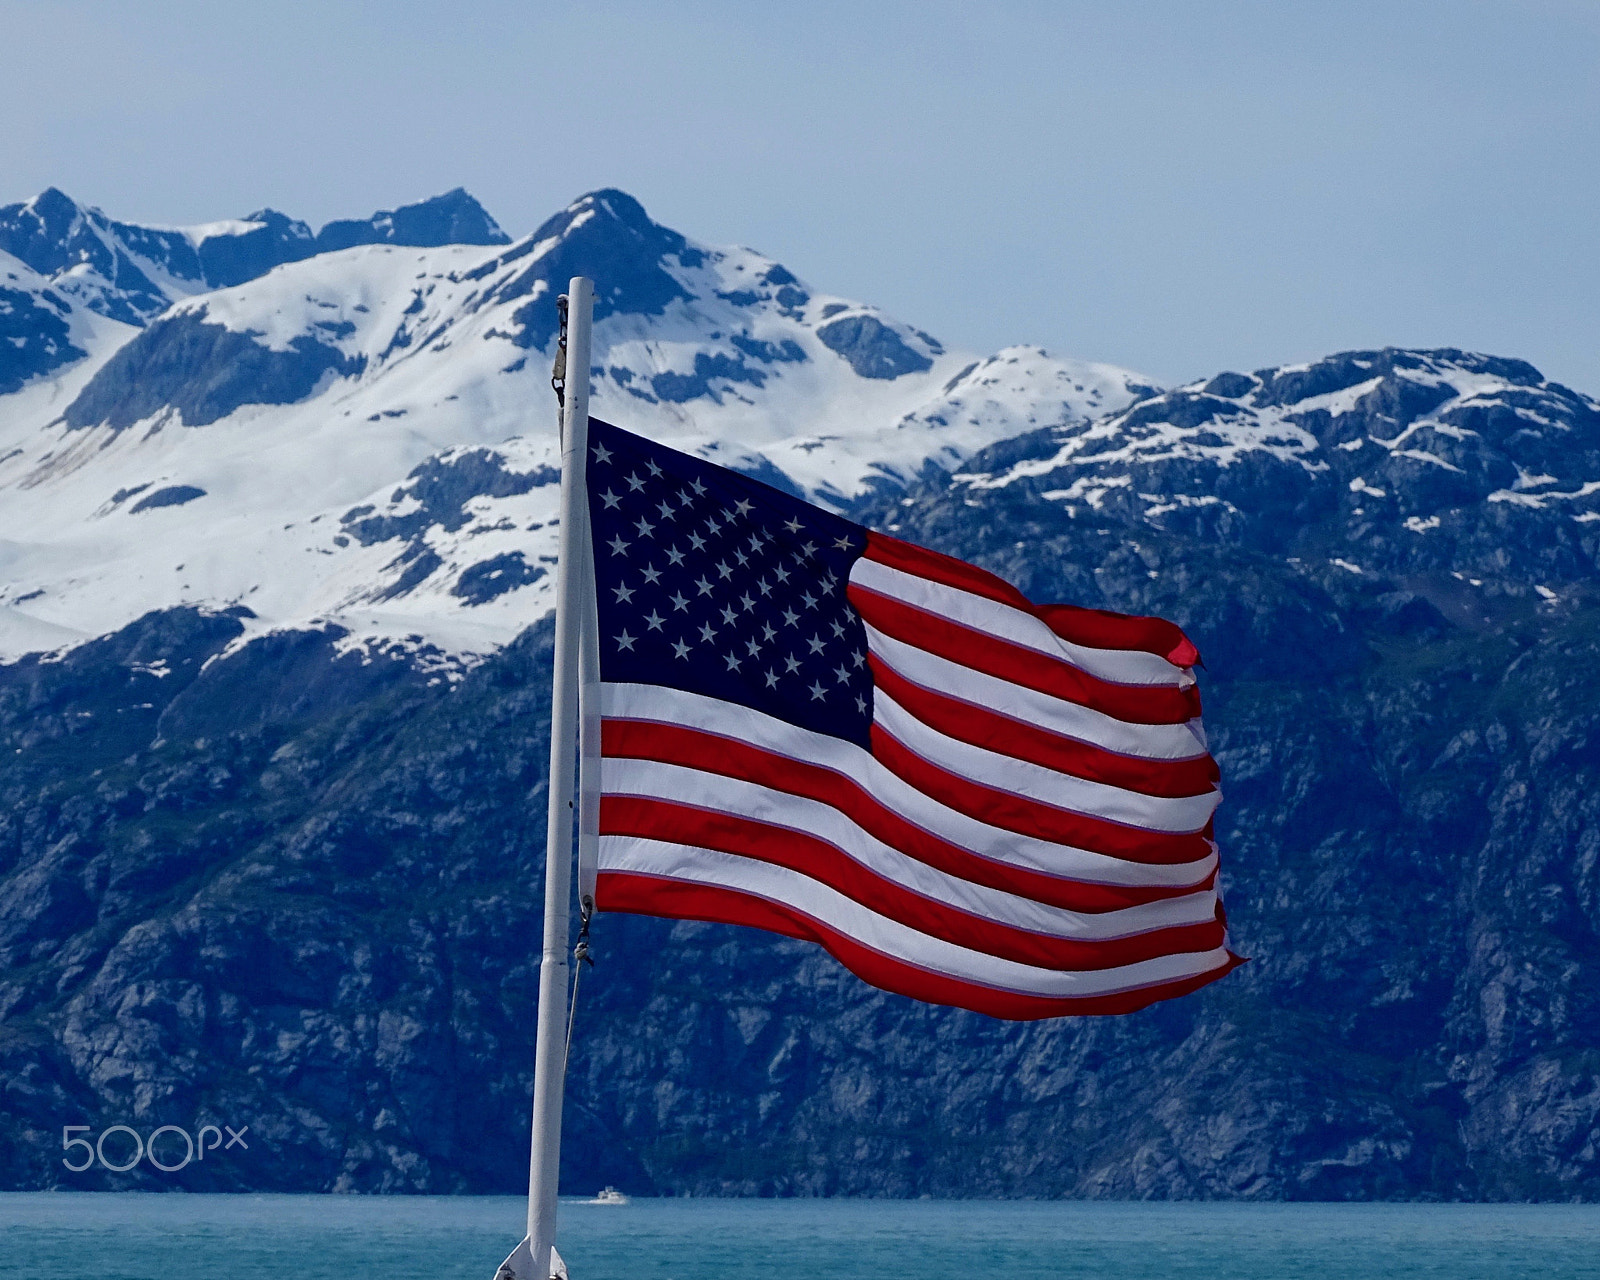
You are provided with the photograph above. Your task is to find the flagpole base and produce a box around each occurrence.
[494,1235,568,1280]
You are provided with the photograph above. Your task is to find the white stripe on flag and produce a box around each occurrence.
[603,757,1220,938]
[872,689,1221,834]
[851,557,1191,687]
[863,622,1209,761]
[600,836,1233,998]
[602,683,1218,876]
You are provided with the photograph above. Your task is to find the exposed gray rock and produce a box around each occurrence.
[0,188,189,324]
[651,353,767,403]
[453,553,546,605]
[338,447,560,606]
[342,449,559,547]
[815,314,933,380]
[0,281,85,394]
[63,314,364,430]
[129,486,205,514]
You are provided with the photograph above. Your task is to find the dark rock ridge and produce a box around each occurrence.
[0,187,509,326]
[453,552,547,605]
[342,448,561,546]
[2,345,1599,1199]
[63,314,366,430]
[339,447,560,604]
[815,313,933,380]
[183,209,319,291]
[649,352,771,404]
[129,485,206,514]
[0,275,85,395]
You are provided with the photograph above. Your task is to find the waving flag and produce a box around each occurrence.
[585,417,1239,1020]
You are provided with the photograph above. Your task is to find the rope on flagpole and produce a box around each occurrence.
[562,896,594,1083]
[552,294,569,411]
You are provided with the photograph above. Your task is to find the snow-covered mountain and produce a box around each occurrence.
[946,347,1600,595]
[0,186,509,326]
[0,187,1151,661]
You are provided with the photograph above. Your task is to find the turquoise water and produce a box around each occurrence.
[3,1193,1599,1280]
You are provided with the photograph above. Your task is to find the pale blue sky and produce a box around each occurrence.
[5,1,1598,390]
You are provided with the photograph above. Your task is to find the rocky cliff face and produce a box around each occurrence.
[3,348,1598,1200]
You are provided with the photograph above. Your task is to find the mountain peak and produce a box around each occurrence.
[534,188,699,268]
[491,188,703,350]
[0,186,516,324]
[0,188,176,325]
[569,187,657,230]
[0,188,94,274]
[23,186,85,221]
[238,208,312,236]
[1247,346,1549,411]
[315,188,509,254]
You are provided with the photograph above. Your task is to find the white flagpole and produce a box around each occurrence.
[519,275,594,1280]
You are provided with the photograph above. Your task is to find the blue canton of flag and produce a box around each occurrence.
[587,418,874,748]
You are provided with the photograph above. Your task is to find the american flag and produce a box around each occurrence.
[586,417,1239,1020]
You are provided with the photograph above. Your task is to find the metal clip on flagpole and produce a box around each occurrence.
[495,276,593,1280]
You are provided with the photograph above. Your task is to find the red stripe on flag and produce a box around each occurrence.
[849,584,1202,725]
[867,655,1218,799]
[595,870,1242,1020]
[600,796,1225,971]
[868,723,1214,864]
[863,532,1201,668]
[602,718,1215,908]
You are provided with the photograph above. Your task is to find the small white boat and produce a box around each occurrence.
[587,1187,630,1206]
